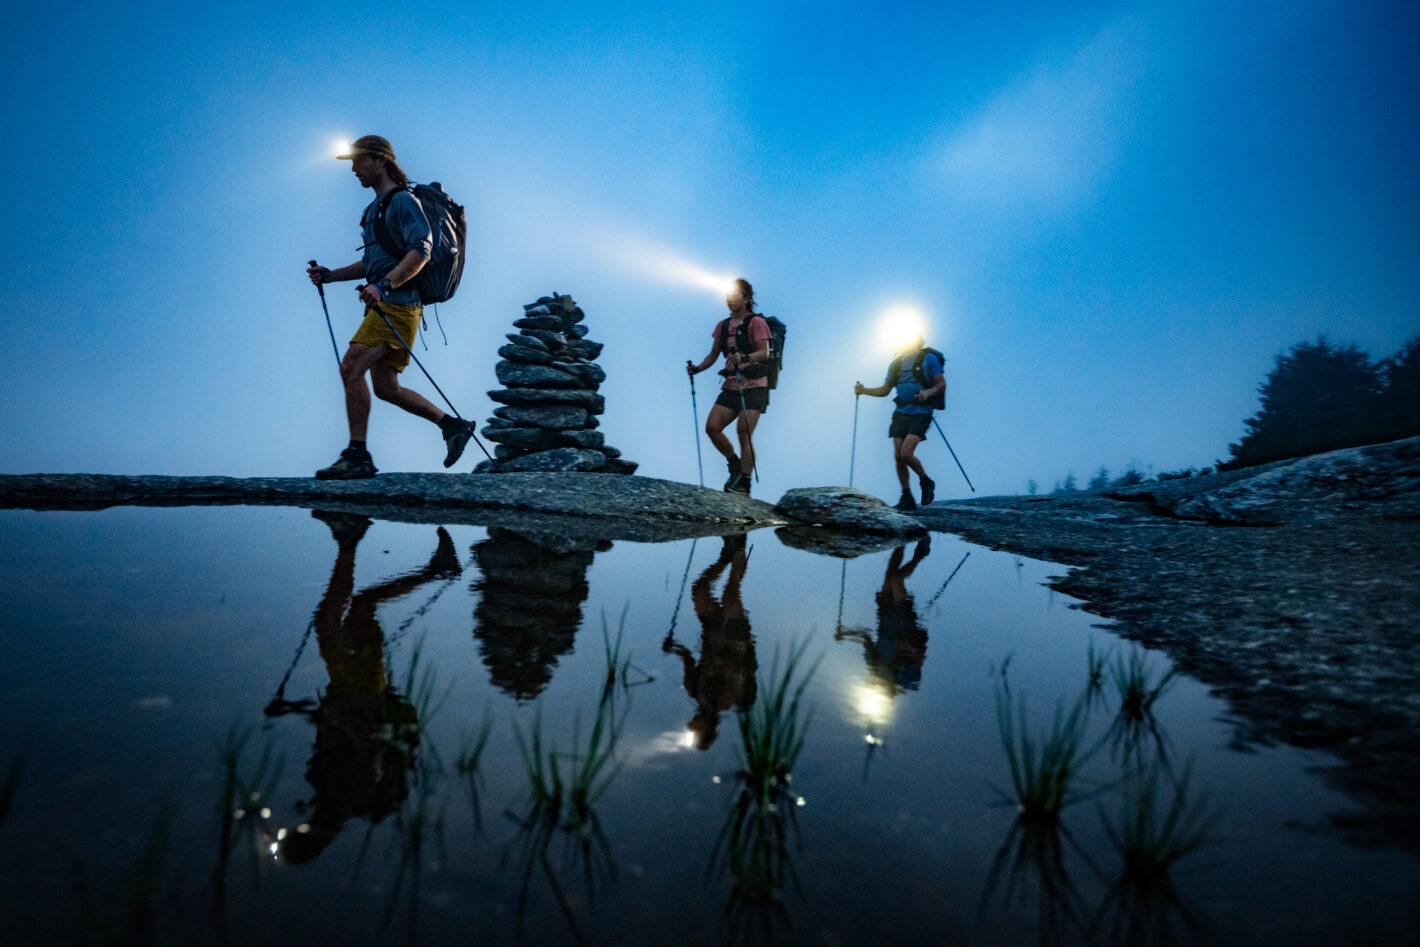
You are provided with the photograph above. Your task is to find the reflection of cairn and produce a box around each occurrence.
[472,527,612,700]
[475,292,638,474]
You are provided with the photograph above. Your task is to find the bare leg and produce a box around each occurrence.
[370,360,445,424]
[735,410,761,475]
[705,403,740,464]
[896,435,928,486]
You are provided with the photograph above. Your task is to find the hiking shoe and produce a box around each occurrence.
[726,473,751,496]
[442,421,472,468]
[894,491,917,511]
[920,476,936,506]
[311,508,373,545]
[315,448,377,480]
[724,456,741,490]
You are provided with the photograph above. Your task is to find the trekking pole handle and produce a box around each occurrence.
[308,260,326,297]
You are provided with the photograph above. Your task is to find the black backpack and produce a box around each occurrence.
[371,182,467,305]
[888,347,946,410]
[718,313,787,389]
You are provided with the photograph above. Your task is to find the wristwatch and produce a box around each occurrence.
[376,278,393,298]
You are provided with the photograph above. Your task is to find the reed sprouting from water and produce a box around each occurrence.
[1111,646,1177,721]
[1107,646,1178,767]
[74,797,177,944]
[1094,759,1221,944]
[993,665,1097,822]
[211,725,284,898]
[456,707,496,830]
[711,636,822,940]
[506,620,632,943]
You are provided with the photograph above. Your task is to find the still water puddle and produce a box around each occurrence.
[0,506,1414,944]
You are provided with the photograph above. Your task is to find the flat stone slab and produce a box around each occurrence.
[0,473,787,544]
[774,486,927,536]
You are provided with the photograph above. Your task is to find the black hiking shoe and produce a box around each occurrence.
[425,527,462,578]
[723,456,741,491]
[894,490,917,512]
[920,476,936,506]
[442,420,472,468]
[726,473,751,497]
[315,448,377,480]
[311,508,373,545]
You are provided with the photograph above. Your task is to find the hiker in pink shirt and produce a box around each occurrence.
[687,278,771,496]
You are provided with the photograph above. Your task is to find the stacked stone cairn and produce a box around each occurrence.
[475,293,638,474]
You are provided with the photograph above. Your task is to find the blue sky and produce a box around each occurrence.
[3,0,1416,500]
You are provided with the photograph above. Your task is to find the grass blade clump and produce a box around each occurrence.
[1094,759,1221,944]
[994,668,1097,823]
[710,636,822,940]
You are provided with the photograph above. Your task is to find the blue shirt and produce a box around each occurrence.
[360,190,432,307]
[888,351,943,415]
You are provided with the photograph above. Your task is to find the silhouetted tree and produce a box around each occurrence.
[1222,336,1383,469]
[1088,466,1110,491]
[1374,337,1420,443]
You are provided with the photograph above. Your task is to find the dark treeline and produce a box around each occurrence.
[1027,334,1418,494]
[1221,335,1420,470]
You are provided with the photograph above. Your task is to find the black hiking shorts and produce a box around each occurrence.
[889,411,931,440]
[716,387,769,414]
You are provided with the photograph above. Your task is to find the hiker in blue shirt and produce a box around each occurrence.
[855,336,946,511]
[305,135,472,480]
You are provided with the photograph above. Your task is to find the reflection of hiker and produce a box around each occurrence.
[266,510,461,863]
[305,135,471,480]
[687,278,771,496]
[854,336,946,511]
[662,534,758,749]
[836,537,931,693]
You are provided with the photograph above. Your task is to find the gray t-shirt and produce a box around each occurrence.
[360,189,432,307]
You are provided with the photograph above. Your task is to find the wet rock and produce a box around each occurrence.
[775,526,913,558]
[506,332,548,351]
[560,429,604,448]
[522,303,552,315]
[474,448,606,473]
[564,340,604,360]
[497,344,556,365]
[775,487,927,536]
[488,388,604,411]
[603,458,639,475]
[493,405,590,430]
[514,315,563,331]
[520,328,565,349]
[481,426,564,449]
[495,361,583,389]
[568,325,589,338]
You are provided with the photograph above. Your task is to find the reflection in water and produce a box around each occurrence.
[1096,760,1221,946]
[711,639,820,944]
[472,528,608,701]
[505,631,630,945]
[663,535,758,750]
[263,511,460,864]
[984,656,1220,945]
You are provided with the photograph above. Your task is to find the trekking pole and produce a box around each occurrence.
[308,260,342,368]
[931,417,975,493]
[686,362,704,488]
[734,369,760,484]
[371,301,499,470]
[849,393,861,487]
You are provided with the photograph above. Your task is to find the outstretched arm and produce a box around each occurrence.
[855,380,892,397]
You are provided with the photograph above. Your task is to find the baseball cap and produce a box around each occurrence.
[336,136,396,160]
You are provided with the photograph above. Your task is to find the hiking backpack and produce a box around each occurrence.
[718,313,787,389]
[371,182,468,305]
[888,347,946,410]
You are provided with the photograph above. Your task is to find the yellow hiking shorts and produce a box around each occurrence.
[350,302,422,373]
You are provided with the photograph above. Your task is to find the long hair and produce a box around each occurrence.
[733,278,757,313]
[382,158,410,189]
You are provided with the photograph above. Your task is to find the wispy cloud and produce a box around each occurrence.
[939,18,1147,211]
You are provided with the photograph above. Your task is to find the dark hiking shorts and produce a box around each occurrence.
[889,411,931,440]
[716,387,769,414]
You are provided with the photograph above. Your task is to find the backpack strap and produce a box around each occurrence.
[367,187,411,260]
